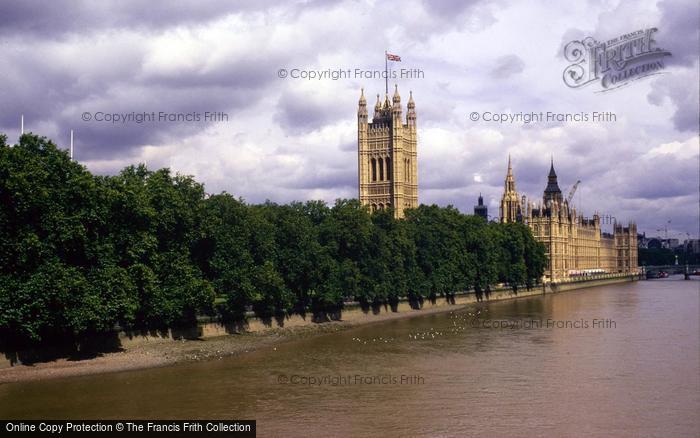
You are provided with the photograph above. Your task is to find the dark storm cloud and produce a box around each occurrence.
[70,86,264,160]
[490,55,525,79]
[647,69,699,133]
[141,57,277,90]
[656,0,700,67]
[557,0,699,68]
[0,0,345,38]
[287,166,355,190]
[0,1,241,37]
[644,0,700,134]
[1,0,503,159]
[505,157,551,188]
[420,0,482,16]
[620,157,697,200]
[421,170,470,190]
[556,2,698,136]
[273,91,343,135]
[0,7,288,158]
[0,0,696,237]
[2,59,269,159]
[0,41,111,126]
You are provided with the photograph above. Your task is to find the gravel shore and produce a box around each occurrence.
[0,303,471,384]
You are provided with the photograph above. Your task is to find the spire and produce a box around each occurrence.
[548,156,556,178]
[544,157,563,205]
[406,90,416,125]
[392,84,401,103]
[358,88,367,117]
[546,158,560,187]
[504,156,516,193]
[373,93,382,119]
[392,85,402,116]
[500,155,521,223]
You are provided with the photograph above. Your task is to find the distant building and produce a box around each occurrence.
[685,239,700,254]
[641,234,683,250]
[499,157,638,280]
[637,233,650,249]
[647,238,664,249]
[357,86,418,218]
[666,238,680,249]
[474,193,488,220]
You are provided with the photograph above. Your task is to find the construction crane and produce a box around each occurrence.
[566,180,581,205]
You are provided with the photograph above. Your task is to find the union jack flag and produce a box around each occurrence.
[386,53,401,62]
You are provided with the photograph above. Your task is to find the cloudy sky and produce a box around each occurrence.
[1,0,698,238]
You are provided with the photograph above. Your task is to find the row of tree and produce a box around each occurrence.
[639,247,700,266]
[0,134,546,347]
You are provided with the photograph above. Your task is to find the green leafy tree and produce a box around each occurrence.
[0,132,554,348]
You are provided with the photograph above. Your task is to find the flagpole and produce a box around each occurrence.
[385,50,388,95]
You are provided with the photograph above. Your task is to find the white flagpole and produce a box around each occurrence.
[20,114,24,135]
[70,130,74,159]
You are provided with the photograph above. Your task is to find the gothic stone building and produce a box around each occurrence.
[499,158,638,281]
[474,193,488,221]
[357,86,418,218]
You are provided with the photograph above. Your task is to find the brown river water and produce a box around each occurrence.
[1,278,698,437]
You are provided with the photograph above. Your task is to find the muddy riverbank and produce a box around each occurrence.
[0,274,638,384]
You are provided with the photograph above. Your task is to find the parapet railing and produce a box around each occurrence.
[549,271,640,285]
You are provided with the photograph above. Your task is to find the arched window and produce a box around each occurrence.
[371,203,377,212]
[386,157,391,181]
[371,158,377,182]
[378,203,384,210]
[378,157,384,181]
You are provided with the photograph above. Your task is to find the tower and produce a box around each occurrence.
[474,193,488,220]
[358,86,418,218]
[499,155,521,223]
[543,158,563,206]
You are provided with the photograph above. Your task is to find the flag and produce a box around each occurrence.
[386,53,401,62]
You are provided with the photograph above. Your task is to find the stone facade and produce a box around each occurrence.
[499,155,522,223]
[500,158,638,280]
[358,86,418,218]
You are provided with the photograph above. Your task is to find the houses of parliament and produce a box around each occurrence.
[356,87,637,281]
[499,157,638,280]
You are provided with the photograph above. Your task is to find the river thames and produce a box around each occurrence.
[1,278,698,437]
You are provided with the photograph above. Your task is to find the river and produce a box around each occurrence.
[1,278,698,437]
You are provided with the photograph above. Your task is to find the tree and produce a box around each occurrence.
[0,132,554,348]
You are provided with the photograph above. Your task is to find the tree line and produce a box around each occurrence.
[0,134,546,347]
[639,247,699,266]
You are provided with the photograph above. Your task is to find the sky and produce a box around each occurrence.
[1,0,698,239]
